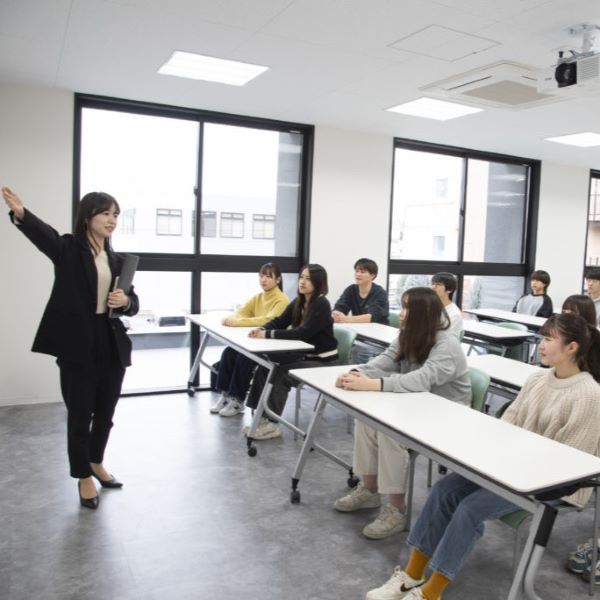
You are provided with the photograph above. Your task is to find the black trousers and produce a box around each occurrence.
[247,352,338,418]
[214,347,257,402]
[58,315,125,478]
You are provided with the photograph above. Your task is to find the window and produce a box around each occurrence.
[253,214,275,239]
[220,212,244,238]
[586,172,600,267]
[77,94,311,395]
[388,139,539,310]
[156,208,183,236]
[118,208,135,234]
[200,211,217,237]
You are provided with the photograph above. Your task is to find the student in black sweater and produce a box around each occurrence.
[245,264,338,440]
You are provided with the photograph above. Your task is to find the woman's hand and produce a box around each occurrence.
[248,328,266,339]
[2,187,25,221]
[107,288,130,309]
[331,310,347,323]
[337,371,381,391]
[222,317,236,326]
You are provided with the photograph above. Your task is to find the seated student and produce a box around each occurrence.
[430,272,463,339]
[210,263,289,416]
[562,294,597,326]
[332,257,389,363]
[245,264,338,440]
[585,269,600,327]
[332,287,471,540]
[513,269,553,317]
[365,312,600,600]
[562,294,600,581]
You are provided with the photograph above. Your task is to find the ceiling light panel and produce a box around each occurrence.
[158,51,268,86]
[387,97,483,120]
[544,132,600,147]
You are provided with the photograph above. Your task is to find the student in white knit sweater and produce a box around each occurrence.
[365,312,600,600]
[332,287,471,541]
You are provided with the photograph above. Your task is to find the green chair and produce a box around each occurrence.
[427,367,490,486]
[293,325,357,439]
[388,312,401,328]
[493,321,529,362]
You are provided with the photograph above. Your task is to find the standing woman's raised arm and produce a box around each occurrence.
[2,186,25,221]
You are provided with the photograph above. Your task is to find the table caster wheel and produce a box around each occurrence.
[290,490,301,503]
[347,475,359,488]
[248,446,257,457]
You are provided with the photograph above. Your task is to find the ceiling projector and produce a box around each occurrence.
[537,23,600,93]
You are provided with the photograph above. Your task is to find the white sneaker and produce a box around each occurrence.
[333,482,381,512]
[219,399,245,417]
[210,393,230,414]
[365,566,425,600]
[244,418,282,440]
[362,504,407,539]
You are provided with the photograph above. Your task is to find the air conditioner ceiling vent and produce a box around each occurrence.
[420,61,561,109]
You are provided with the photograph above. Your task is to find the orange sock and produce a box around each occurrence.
[405,548,429,581]
[420,571,451,600]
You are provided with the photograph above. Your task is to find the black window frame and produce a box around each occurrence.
[584,170,600,274]
[73,93,314,395]
[387,138,541,308]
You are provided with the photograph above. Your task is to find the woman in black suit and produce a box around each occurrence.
[2,186,139,509]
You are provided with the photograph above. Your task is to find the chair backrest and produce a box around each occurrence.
[333,325,358,365]
[468,366,490,412]
[491,321,529,361]
[388,312,401,328]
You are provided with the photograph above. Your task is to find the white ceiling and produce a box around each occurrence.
[2,0,600,167]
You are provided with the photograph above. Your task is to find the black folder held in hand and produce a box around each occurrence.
[109,253,139,318]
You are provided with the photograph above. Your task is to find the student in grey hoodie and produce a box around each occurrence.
[513,269,553,318]
[332,287,471,540]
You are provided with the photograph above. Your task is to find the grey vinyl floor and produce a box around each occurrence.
[0,390,595,600]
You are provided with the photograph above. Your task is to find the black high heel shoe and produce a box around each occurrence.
[91,471,124,489]
[78,481,99,510]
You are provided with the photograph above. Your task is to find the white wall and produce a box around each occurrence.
[310,126,393,302]
[535,161,590,309]
[0,84,73,406]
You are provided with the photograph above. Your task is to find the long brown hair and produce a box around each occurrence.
[562,294,596,326]
[539,313,600,382]
[291,264,328,327]
[74,192,120,255]
[397,287,449,364]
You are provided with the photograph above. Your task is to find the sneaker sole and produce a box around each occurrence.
[362,521,406,540]
[333,499,381,512]
[219,409,245,417]
[253,431,282,440]
[581,571,600,585]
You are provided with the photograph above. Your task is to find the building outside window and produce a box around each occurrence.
[252,214,275,239]
[200,210,217,237]
[118,208,135,234]
[220,212,244,238]
[156,208,183,236]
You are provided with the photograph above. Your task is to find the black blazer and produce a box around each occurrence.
[10,209,139,367]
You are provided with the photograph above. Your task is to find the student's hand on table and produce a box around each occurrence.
[332,310,347,323]
[222,316,236,326]
[248,328,266,338]
[337,371,380,391]
[2,186,25,221]
[108,289,130,309]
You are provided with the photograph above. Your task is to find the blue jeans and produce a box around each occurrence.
[407,473,520,580]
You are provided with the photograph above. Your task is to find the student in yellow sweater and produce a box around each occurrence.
[366,312,600,600]
[210,263,289,416]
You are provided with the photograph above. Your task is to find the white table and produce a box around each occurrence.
[467,354,543,399]
[337,322,399,347]
[462,320,534,357]
[186,313,317,457]
[465,308,547,331]
[289,364,600,600]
